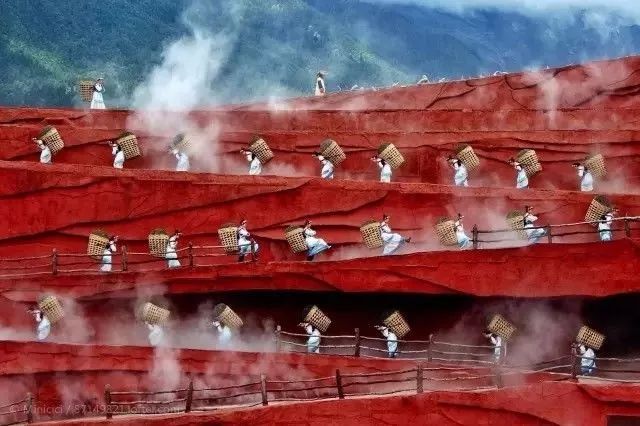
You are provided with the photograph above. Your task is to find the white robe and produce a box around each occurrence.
[490,335,504,361]
[40,146,52,164]
[166,236,181,268]
[380,223,406,255]
[175,151,190,172]
[305,324,321,353]
[577,166,594,192]
[598,213,613,241]
[90,83,106,109]
[524,213,546,243]
[515,164,528,189]
[304,228,330,256]
[455,220,472,249]
[320,158,334,179]
[581,347,596,374]
[315,77,326,96]
[238,227,258,254]
[453,162,468,187]
[100,242,116,272]
[147,323,164,347]
[381,327,398,357]
[112,146,125,169]
[35,313,51,341]
[247,153,262,175]
[377,161,392,183]
[216,323,233,344]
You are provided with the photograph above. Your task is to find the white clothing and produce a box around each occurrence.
[490,335,504,361]
[577,166,594,192]
[598,213,613,241]
[100,242,116,272]
[524,213,546,243]
[454,220,472,249]
[174,150,190,172]
[319,157,334,179]
[112,146,125,169]
[381,327,398,357]
[453,161,468,187]
[515,164,529,189]
[238,226,258,255]
[377,160,392,183]
[40,146,52,164]
[215,323,233,343]
[380,222,406,255]
[581,347,596,372]
[305,324,321,353]
[315,77,326,96]
[304,228,330,257]
[166,236,181,268]
[147,323,164,347]
[90,83,106,109]
[34,312,51,341]
[247,153,262,175]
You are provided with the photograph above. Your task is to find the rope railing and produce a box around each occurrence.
[0,393,33,426]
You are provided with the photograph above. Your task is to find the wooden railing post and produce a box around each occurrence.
[571,344,578,379]
[188,242,194,267]
[251,241,257,262]
[104,385,112,419]
[416,364,424,394]
[335,369,344,400]
[121,246,128,272]
[26,392,33,423]
[546,225,552,244]
[354,328,361,357]
[275,325,282,352]
[624,219,631,238]
[260,374,268,406]
[427,334,433,363]
[52,249,58,275]
[185,380,193,413]
[472,225,479,250]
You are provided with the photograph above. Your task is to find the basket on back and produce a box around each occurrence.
[360,220,383,249]
[435,217,458,246]
[38,295,64,324]
[218,224,239,254]
[576,325,605,350]
[319,139,346,166]
[285,225,308,253]
[383,311,410,338]
[584,154,606,179]
[455,144,480,171]
[78,80,94,102]
[171,133,191,154]
[506,211,528,240]
[303,305,331,332]
[249,136,274,164]
[377,143,404,169]
[487,314,516,341]
[115,132,141,160]
[87,230,110,260]
[516,149,542,177]
[148,229,169,257]
[213,303,244,329]
[142,302,170,325]
[38,126,64,154]
[584,195,612,226]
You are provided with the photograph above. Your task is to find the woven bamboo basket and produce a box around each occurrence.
[383,311,410,338]
[172,133,191,154]
[285,226,308,253]
[487,314,516,341]
[213,303,244,329]
[435,217,458,246]
[576,325,605,350]
[585,195,612,226]
[360,220,383,249]
[87,230,110,260]
[148,229,169,257]
[303,305,331,332]
[377,143,404,169]
[455,144,480,171]
[516,149,542,177]
[218,224,239,254]
[584,154,606,179]
[142,302,170,325]
[38,295,64,324]
[78,80,94,102]
[38,126,64,154]
[249,136,274,164]
[115,132,141,160]
[319,139,346,166]
[506,211,528,240]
